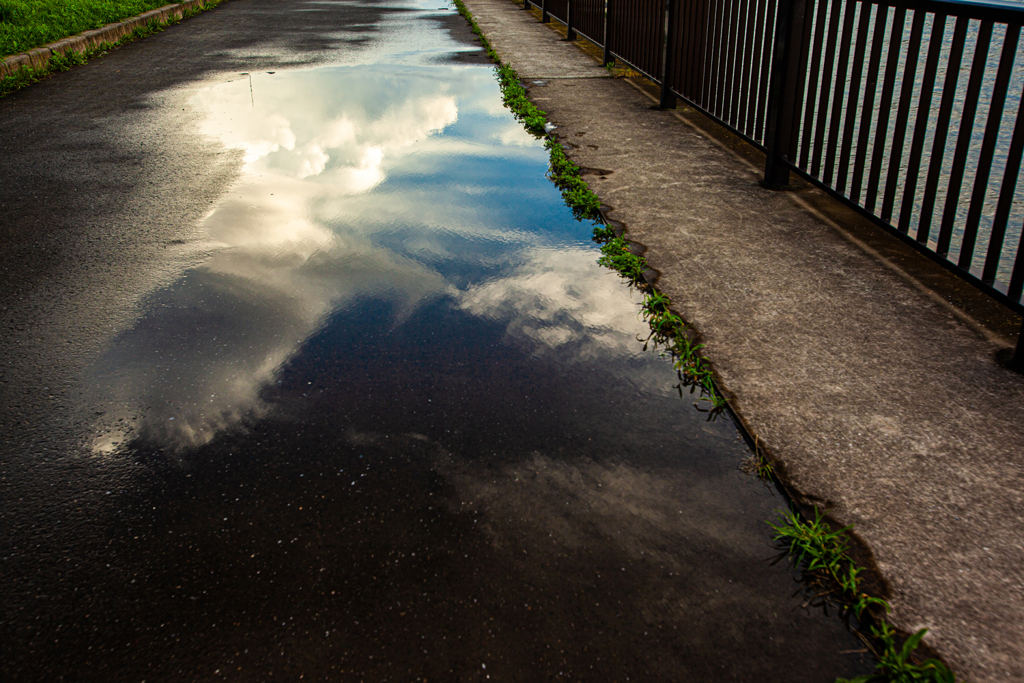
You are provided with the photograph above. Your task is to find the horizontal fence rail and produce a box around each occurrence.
[521,0,1024,362]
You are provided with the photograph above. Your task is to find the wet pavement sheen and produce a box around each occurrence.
[2,1,873,680]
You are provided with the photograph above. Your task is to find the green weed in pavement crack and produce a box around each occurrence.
[772,507,962,683]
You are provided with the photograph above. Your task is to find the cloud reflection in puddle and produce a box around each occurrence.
[87,65,649,455]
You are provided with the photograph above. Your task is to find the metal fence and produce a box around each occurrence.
[522,0,1024,361]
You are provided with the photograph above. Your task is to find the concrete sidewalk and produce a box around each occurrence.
[461,1,1024,681]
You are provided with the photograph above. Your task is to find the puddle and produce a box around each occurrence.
[9,4,873,681]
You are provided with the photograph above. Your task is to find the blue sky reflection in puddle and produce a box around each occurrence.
[88,65,650,452]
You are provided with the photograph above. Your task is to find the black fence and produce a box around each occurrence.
[522,0,1024,361]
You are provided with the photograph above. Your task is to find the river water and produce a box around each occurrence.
[2,1,874,680]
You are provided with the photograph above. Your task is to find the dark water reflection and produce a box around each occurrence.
[32,43,872,683]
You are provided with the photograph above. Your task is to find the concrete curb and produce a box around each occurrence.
[0,0,214,79]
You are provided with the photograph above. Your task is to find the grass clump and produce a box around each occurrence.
[591,234,723,407]
[838,624,959,683]
[496,62,546,136]
[637,285,723,407]
[0,0,180,57]
[545,136,600,220]
[770,507,889,619]
[1,0,225,96]
[597,235,646,282]
[771,508,962,683]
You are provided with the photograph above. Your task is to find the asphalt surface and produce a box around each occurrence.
[457,1,1024,682]
[1,1,877,681]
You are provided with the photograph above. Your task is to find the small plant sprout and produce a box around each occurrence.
[771,508,960,683]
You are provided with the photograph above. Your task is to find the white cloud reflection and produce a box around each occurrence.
[89,65,645,454]
[459,247,646,360]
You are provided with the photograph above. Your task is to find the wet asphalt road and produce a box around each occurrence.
[1,1,873,680]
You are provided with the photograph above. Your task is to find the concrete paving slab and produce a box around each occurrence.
[460,1,1024,681]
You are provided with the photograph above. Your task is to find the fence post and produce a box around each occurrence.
[542,0,550,23]
[763,0,809,188]
[568,0,577,40]
[603,0,615,65]
[660,0,680,109]
[524,0,530,10]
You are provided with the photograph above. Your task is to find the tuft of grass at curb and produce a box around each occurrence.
[0,0,225,97]
[450,0,723,410]
[771,507,963,683]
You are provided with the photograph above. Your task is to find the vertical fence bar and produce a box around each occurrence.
[898,13,945,235]
[754,0,778,140]
[695,0,711,107]
[939,20,993,262]
[630,0,638,64]
[704,0,720,108]
[787,0,816,160]
[722,0,741,123]
[850,3,888,204]
[543,0,550,23]
[918,17,969,249]
[661,0,679,107]
[810,0,845,177]
[764,0,795,186]
[799,0,830,168]
[983,28,1023,287]
[836,1,873,196]
[636,2,647,73]
[881,9,922,223]
[705,0,720,113]
[568,0,577,39]
[867,6,907,215]
[681,0,697,97]
[735,0,754,128]
[747,0,768,138]
[720,0,737,116]
[737,0,759,133]
[977,27,1022,283]
[823,0,859,187]
[764,0,809,186]
[604,0,615,65]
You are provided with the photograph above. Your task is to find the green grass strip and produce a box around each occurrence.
[0,0,186,57]
[771,508,962,683]
[0,0,224,97]
[451,0,723,409]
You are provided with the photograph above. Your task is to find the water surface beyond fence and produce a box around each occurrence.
[527,0,1024,327]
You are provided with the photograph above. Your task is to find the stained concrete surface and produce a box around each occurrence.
[459,1,1024,681]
